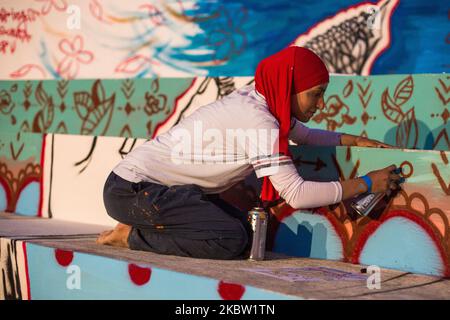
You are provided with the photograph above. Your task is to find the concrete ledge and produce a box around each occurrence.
[1,214,449,299]
[25,237,450,300]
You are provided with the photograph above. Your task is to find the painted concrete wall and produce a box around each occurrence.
[269,146,450,277]
[0,75,448,149]
[0,238,296,300]
[1,131,449,277]
[0,0,448,79]
[0,75,449,277]
[0,132,42,215]
[1,0,449,281]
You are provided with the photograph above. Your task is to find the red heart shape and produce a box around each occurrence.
[128,263,152,286]
[54,249,74,267]
[218,281,245,300]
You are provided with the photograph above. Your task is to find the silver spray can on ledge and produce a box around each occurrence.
[248,206,268,261]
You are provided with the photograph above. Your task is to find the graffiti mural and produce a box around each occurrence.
[0,78,195,139]
[266,146,450,277]
[293,0,399,75]
[310,74,450,151]
[0,73,448,218]
[0,132,42,216]
[0,0,448,79]
[1,0,449,299]
[0,75,448,150]
[9,131,447,278]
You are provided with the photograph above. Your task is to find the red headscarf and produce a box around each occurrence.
[255,46,329,205]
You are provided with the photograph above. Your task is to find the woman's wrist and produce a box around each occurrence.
[339,177,369,200]
[360,175,372,193]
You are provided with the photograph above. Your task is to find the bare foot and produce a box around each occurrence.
[96,223,131,248]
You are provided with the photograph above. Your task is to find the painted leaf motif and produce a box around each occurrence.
[151,78,159,93]
[33,82,54,131]
[0,90,14,115]
[393,75,414,107]
[81,80,115,135]
[35,82,48,107]
[381,88,403,124]
[91,79,105,107]
[73,92,91,120]
[81,99,114,135]
[343,80,353,98]
[396,108,418,149]
[32,111,45,133]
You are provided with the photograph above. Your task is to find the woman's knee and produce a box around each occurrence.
[103,189,133,224]
[212,224,249,259]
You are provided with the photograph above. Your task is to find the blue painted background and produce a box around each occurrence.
[162,0,449,75]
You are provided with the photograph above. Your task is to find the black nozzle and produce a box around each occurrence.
[392,167,402,175]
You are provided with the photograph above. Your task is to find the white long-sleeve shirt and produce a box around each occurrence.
[113,84,343,209]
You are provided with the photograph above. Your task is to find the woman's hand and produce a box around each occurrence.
[340,134,395,148]
[355,137,395,148]
[366,165,403,193]
[339,164,404,200]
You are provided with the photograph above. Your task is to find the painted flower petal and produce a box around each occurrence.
[59,38,75,55]
[72,35,83,52]
[77,51,94,64]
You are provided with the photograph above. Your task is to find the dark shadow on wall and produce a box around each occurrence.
[289,145,341,182]
[383,119,449,151]
[274,220,329,259]
[425,123,449,151]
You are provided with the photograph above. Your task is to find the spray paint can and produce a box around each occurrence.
[248,206,268,261]
[351,192,385,217]
[351,167,404,217]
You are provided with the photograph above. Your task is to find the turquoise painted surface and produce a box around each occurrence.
[316,74,449,151]
[0,79,194,138]
[359,217,445,276]
[0,186,6,212]
[14,182,40,217]
[290,146,450,198]
[0,132,43,215]
[0,74,448,150]
[0,131,42,161]
[25,243,296,300]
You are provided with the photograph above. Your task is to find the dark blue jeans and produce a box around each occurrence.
[103,172,252,259]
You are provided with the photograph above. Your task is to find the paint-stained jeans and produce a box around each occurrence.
[102,171,252,260]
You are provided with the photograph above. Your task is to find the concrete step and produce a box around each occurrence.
[1,214,449,300]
